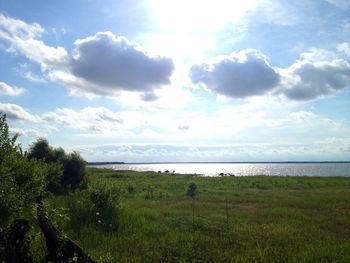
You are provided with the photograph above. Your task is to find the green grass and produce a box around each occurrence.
[45,168,350,262]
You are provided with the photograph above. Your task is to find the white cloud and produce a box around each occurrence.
[42,106,123,133]
[0,81,26,96]
[190,47,350,101]
[0,103,37,122]
[0,14,69,70]
[189,49,280,98]
[10,127,46,138]
[70,32,174,94]
[0,14,43,39]
[300,48,338,62]
[337,42,350,56]
[1,15,174,99]
[280,55,350,100]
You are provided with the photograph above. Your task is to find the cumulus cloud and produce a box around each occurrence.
[280,52,350,100]
[0,103,37,121]
[0,82,26,96]
[337,42,350,56]
[190,47,350,101]
[189,49,280,98]
[0,14,69,70]
[70,32,174,94]
[1,14,174,98]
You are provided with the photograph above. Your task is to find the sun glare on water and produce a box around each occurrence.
[148,0,262,33]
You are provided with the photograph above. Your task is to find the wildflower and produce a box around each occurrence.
[72,256,78,262]
[98,220,101,224]
[96,212,100,216]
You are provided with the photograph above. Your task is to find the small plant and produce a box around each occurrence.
[186,182,197,230]
[186,182,197,198]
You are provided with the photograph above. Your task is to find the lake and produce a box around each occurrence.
[90,162,350,177]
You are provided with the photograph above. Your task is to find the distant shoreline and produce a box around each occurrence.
[88,161,350,165]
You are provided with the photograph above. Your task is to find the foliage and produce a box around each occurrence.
[0,114,47,224]
[67,183,121,233]
[28,139,87,191]
[61,152,86,189]
[45,162,63,194]
[27,138,52,162]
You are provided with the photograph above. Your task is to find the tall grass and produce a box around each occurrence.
[44,169,350,262]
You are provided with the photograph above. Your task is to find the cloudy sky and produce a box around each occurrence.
[1,0,350,162]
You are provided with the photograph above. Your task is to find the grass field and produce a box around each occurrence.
[40,168,350,262]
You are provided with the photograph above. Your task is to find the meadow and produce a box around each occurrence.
[40,168,350,262]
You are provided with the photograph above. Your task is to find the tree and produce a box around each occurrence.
[0,114,47,224]
[27,138,53,162]
[62,152,86,189]
[27,139,87,191]
[51,147,65,163]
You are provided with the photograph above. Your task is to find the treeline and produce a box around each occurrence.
[27,138,86,194]
[0,114,86,224]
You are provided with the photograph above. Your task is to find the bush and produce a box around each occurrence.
[88,182,121,230]
[67,183,122,233]
[45,163,63,194]
[61,152,86,189]
[27,138,52,162]
[0,114,47,224]
[28,139,87,192]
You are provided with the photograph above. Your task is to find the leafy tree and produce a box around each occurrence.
[0,114,47,224]
[51,147,65,163]
[27,138,53,162]
[28,139,87,191]
[62,152,86,189]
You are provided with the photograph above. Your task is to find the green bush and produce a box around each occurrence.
[61,152,86,189]
[0,114,47,224]
[67,183,122,233]
[28,139,87,192]
[88,182,122,231]
[45,163,63,194]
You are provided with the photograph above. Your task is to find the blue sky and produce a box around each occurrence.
[0,0,350,162]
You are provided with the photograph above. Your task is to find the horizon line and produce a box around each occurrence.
[88,161,350,164]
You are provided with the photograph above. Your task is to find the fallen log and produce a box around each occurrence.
[36,196,96,263]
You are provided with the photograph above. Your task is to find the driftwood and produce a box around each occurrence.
[36,196,96,263]
[0,219,32,263]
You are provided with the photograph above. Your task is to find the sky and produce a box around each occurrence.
[0,0,350,162]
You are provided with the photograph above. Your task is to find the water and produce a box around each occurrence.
[90,162,350,177]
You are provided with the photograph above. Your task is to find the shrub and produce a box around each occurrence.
[28,139,87,192]
[67,183,122,233]
[27,138,52,162]
[88,183,121,230]
[0,114,47,224]
[45,163,63,194]
[61,152,86,189]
